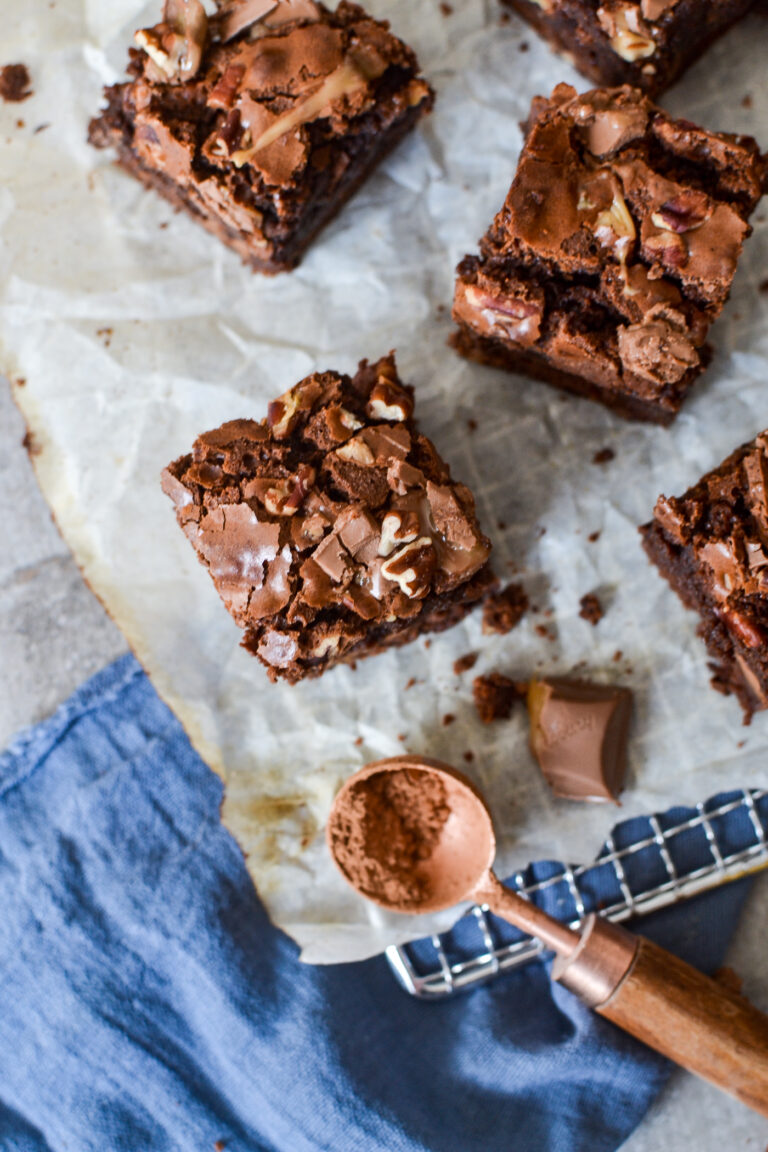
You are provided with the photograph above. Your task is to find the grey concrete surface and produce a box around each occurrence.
[0,378,126,747]
[1,373,766,1147]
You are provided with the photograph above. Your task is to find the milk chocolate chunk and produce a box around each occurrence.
[163,353,495,683]
[527,677,632,803]
[88,0,434,273]
[452,84,766,425]
[642,429,768,720]
[500,0,753,98]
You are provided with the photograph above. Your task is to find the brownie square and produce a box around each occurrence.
[503,0,755,98]
[641,432,768,718]
[88,0,433,273]
[162,354,495,682]
[453,84,766,424]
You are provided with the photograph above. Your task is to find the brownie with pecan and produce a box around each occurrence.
[162,354,495,682]
[502,0,755,98]
[642,431,768,719]
[453,84,766,424]
[89,0,433,273]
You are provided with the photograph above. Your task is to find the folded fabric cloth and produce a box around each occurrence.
[0,655,753,1152]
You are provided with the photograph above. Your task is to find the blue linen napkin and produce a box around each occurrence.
[0,655,754,1152]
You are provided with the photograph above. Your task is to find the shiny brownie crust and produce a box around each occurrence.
[162,354,495,682]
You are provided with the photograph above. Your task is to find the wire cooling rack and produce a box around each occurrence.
[387,788,768,999]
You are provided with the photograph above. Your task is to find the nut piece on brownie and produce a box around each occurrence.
[641,430,768,720]
[452,83,766,425]
[500,0,754,99]
[162,353,495,682]
[88,0,434,273]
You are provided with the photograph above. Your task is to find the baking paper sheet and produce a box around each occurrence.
[2,0,768,962]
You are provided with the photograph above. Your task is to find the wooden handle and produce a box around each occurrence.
[598,936,768,1116]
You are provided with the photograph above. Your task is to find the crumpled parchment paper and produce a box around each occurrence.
[2,0,768,963]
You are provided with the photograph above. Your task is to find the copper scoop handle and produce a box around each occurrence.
[555,915,768,1117]
[480,877,768,1116]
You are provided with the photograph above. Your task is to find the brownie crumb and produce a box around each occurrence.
[0,63,32,103]
[466,418,478,432]
[742,95,753,109]
[592,448,615,465]
[587,531,601,543]
[463,751,475,763]
[214,1142,227,1152]
[482,583,528,635]
[579,593,604,626]
[499,11,511,24]
[613,650,623,663]
[518,37,528,47]
[405,677,416,690]
[21,429,42,456]
[760,278,768,294]
[454,651,478,675]
[535,624,554,641]
[439,2,453,14]
[354,736,363,747]
[473,673,525,723]
[442,713,455,726]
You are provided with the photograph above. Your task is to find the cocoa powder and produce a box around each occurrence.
[329,769,450,907]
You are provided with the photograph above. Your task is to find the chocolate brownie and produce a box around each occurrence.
[162,354,495,682]
[453,84,766,424]
[502,0,755,98]
[89,0,433,273]
[642,432,768,719]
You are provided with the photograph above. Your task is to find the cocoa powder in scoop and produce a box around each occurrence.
[329,769,450,908]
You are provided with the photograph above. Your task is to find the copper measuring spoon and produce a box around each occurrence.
[327,754,768,1116]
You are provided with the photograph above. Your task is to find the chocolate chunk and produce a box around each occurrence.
[482,583,528,635]
[473,673,525,723]
[527,677,632,802]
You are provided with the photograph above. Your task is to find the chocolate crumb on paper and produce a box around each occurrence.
[579,592,604,625]
[0,63,32,103]
[482,582,528,635]
[473,672,525,722]
[592,448,615,465]
[454,651,478,675]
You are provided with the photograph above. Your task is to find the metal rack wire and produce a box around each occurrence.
[387,788,768,999]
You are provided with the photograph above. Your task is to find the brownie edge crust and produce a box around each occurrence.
[641,432,768,720]
[162,354,495,683]
[89,0,434,273]
[502,0,755,99]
